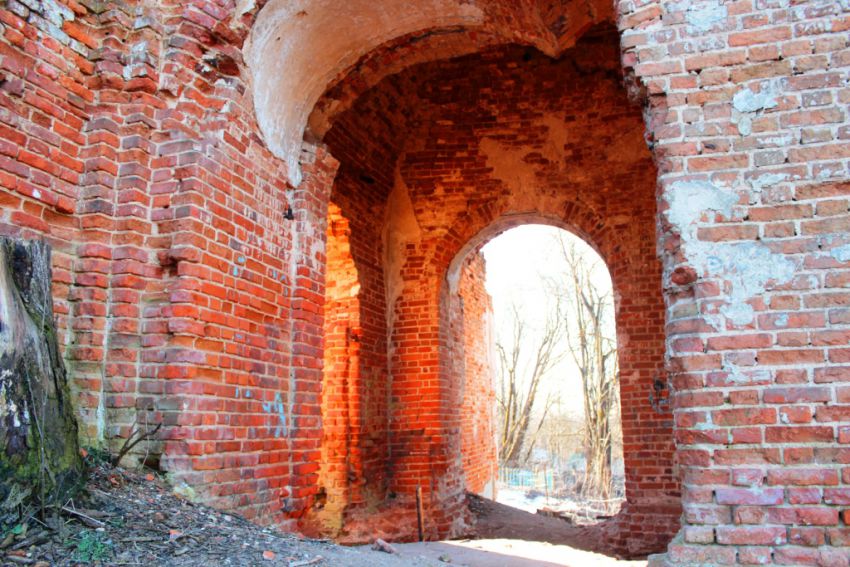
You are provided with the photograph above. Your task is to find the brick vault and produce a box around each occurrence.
[1,0,850,564]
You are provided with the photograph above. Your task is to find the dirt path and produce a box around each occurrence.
[390,495,647,567]
[394,539,647,567]
[4,466,644,567]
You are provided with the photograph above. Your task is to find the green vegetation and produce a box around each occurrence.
[71,529,113,563]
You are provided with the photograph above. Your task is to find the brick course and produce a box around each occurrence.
[2,0,850,562]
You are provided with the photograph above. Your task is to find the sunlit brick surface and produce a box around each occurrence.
[2,0,849,562]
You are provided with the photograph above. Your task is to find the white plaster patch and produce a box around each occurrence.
[665,180,798,325]
[724,363,772,384]
[831,244,850,263]
[733,84,780,114]
[235,0,257,18]
[734,114,753,136]
[732,80,782,136]
[685,0,728,33]
[750,172,789,192]
[694,413,714,430]
[756,133,794,148]
[817,167,840,179]
[41,0,74,26]
[665,180,738,237]
[715,243,797,325]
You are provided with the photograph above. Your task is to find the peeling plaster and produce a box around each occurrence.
[235,0,256,18]
[817,167,841,180]
[731,80,781,136]
[724,363,772,385]
[749,172,788,192]
[383,166,422,329]
[685,0,728,33]
[831,244,850,263]
[694,412,714,430]
[245,0,487,185]
[479,137,542,212]
[732,84,780,114]
[665,180,797,326]
[665,180,738,237]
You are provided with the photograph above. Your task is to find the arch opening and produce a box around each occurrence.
[454,224,626,522]
[299,20,678,556]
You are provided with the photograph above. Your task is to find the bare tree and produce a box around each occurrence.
[554,236,619,500]
[495,303,566,467]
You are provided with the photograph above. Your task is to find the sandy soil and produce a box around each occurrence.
[389,495,647,567]
[394,539,647,567]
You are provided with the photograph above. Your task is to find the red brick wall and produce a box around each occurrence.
[325,29,674,551]
[0,0,335,531]
[617,1,850,564]
[4,0,850,561]
[458,253,498,498]
[313,202,361,535]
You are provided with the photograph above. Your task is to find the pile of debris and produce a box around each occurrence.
[1,459,433,566]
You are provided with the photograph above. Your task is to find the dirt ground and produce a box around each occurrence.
[392,539,647,567]
[1,466,645,567]
[386,495,647,567]
[0,464,433,567]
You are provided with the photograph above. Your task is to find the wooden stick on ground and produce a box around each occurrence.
[61,506,106,528]
[416,486,424,542]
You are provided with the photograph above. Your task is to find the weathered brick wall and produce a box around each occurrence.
[314,26,675,551]
[4,0,850,561]
[1,0,99,432]
[458,252,498,498]
[1,0,335,532]
[616,1,850,564]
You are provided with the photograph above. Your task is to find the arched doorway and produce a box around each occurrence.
[264,18,679,556]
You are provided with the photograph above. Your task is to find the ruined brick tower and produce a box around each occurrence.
[1,0,849,563]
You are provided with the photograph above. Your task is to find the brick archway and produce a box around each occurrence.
[243,0,616,185]
[435,204,679,555]
[308,23,680,552]
[5,0,848,563]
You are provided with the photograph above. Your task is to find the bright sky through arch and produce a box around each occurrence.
[481,224,615,416]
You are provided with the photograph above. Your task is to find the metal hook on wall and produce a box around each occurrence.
[649,371,670,414]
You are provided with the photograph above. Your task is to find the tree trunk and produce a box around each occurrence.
[0,237,82,519]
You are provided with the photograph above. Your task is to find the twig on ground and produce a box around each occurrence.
[61,506,105,528]
[112,422,162,467]
[290,557,324,567]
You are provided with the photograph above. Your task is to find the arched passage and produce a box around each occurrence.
[296,23,680,555]
[457,224,627,514]
[439,208,677,555]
